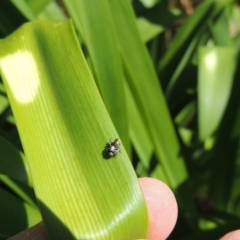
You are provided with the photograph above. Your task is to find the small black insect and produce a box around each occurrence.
[106,139,121,157]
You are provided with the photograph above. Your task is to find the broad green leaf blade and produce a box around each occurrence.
[198,47,236,140]
[0,187,41,238]
[63,0,129,153]
[0,20,148,239]
[0,135,31,184]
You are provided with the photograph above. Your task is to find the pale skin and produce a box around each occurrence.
[8,178,240,240]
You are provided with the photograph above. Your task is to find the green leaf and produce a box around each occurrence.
[106,1,199,227]
[208,56,240,210]
[0,174,37,207]
[209,7,233,47]
[62,0,129,153]
[11,0,36,20]
[159,0,233,89]
[0,135,31,184]
[136,16,163,43]
[11,0,66,21]
[198,47,236,140]
[0,187,41,238]
[0,20,148,239]
[108,0,188,189]
[0,0,28,36]
[136,6,182,43]
[0,87,8,114]
[20,0,52,15]
[125,81,153,170]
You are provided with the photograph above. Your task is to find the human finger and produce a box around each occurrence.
[9,177,178,240]
[219,229,240,240]
[139,177,178,240]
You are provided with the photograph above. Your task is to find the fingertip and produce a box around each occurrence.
[139,177,178,240]
[219,230,240,240]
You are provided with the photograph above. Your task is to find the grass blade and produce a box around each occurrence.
[0,187,41,238]
[108,0,188,189]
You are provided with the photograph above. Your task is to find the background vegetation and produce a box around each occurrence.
[1,0,240,239]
